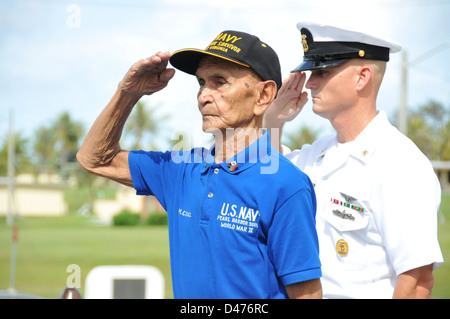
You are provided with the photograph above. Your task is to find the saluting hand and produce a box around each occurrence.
[264,72,308,129]
[119,51,176,97]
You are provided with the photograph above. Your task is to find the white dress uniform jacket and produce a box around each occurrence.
[285,111,444,298]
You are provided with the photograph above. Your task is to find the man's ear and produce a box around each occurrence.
[356,65,372,92]
[254,81,277,116]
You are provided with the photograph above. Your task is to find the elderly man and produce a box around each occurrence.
[265,22,443,299]
[77,30,322,299]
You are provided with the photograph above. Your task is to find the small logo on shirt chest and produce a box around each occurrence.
[178,208,192,218]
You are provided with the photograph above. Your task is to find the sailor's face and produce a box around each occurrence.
[306,62,358,120]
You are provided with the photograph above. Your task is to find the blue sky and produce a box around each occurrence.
[1,0,449,149]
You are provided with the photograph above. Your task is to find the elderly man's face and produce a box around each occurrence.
[196,56,261,133]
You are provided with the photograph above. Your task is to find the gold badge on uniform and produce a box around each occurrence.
[336,239,349,257]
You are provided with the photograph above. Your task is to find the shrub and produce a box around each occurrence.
[146,213,168,226]
[113,210,140,226]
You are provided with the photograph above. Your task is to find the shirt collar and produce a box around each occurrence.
[351,110,389,162]
[318,111,389,164]
[201,129,272,174]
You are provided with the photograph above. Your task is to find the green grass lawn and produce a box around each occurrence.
[1,193,450,299]
[432,193,450,298]
[0,216,172,298]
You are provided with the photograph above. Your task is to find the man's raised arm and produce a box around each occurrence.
[76,52,175,187]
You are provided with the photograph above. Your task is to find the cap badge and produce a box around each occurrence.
[301,34,309,52]
[336,239,349,257]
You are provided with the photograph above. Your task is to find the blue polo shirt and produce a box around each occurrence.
[129,132,321,299]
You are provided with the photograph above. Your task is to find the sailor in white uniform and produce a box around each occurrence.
[266,22,444,298]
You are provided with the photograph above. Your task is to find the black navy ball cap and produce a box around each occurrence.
[170,30,282,91]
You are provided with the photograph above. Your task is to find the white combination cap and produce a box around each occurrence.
[292,22,402,72]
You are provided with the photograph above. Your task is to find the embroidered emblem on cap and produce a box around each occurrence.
[301,34,309,52]
[206,32,243,55]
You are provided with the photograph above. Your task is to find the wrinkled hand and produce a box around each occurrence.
[264,72,308,129]
[119,51,175,97]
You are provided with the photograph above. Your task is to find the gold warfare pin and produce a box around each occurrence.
[336,239,349,257]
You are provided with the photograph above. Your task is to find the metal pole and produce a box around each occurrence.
[7,109,17,292]
[9,228,17,292]
[397,43,450,136]
[398,51,408,135]
[7,110,15,226]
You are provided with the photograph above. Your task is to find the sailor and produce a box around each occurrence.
[265,22,444,298]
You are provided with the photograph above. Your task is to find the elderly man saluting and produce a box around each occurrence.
[77,30,322,299]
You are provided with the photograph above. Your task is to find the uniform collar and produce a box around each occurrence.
[318,111,389,164]
[351,110,390,161]
[201,129,272,175]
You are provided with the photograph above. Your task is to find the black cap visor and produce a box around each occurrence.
[170,49,249,76]
[291,58,351,72]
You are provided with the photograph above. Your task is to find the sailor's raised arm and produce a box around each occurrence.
[263,72,308,153]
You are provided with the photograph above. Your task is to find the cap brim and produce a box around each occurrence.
[291,59,351,72]
[170,49,249,75]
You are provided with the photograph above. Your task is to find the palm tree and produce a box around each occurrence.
[33,125,57,175]
[0,133,32,176]
[51,112,84,181]
[123,101,168,150]
[284,125,320,151]
[123,101,170,219]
